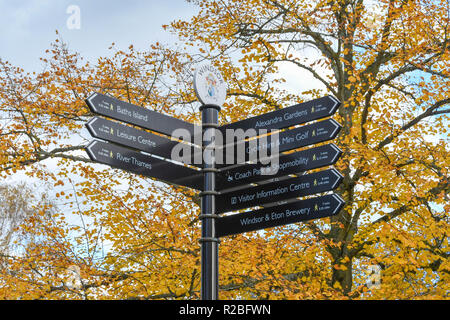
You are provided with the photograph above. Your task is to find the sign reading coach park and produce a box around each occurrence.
[217,143,342,190]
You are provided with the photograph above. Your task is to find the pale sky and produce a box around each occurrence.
[0,0,197,71]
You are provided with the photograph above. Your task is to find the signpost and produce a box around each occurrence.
[194,63,227,301]
[216,193,345,237]
[83,62,346,301]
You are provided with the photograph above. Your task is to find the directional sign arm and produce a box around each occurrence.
[218,95,340,134]
[86,117,201,166]
[217,143,343,191]
[85,140,204,190]
[215,168,344,214]
[215,118,342,169]
[86,92,200,138]
[216,194,345,237]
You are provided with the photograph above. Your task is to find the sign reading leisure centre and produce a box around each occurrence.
[86,117,201,164]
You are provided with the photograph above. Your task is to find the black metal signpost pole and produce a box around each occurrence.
[200,104,220,300]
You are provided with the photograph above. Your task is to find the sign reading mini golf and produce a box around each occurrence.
[84,62,345,300]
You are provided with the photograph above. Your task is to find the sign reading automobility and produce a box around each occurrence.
[85,140,203,190]
[216,194,345,237]
[215,168,343,214]
[86,117,201,165]
[86,93,199,138]
[217,143,342,191]
[81,79,346,300]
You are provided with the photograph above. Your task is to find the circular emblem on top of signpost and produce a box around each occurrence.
[194,63,227,107]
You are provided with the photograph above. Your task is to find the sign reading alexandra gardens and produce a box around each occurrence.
[219,95,340,135]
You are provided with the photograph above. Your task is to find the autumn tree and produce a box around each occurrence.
[0,0,448,299]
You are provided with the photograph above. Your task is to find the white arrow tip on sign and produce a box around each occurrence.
[86,93,97,103]
[329,118,342,137]
[330,144,343,163]
[328,95,341,113]
[86,117,98,134]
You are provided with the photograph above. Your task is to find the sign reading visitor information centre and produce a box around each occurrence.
[84,63,345,300]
